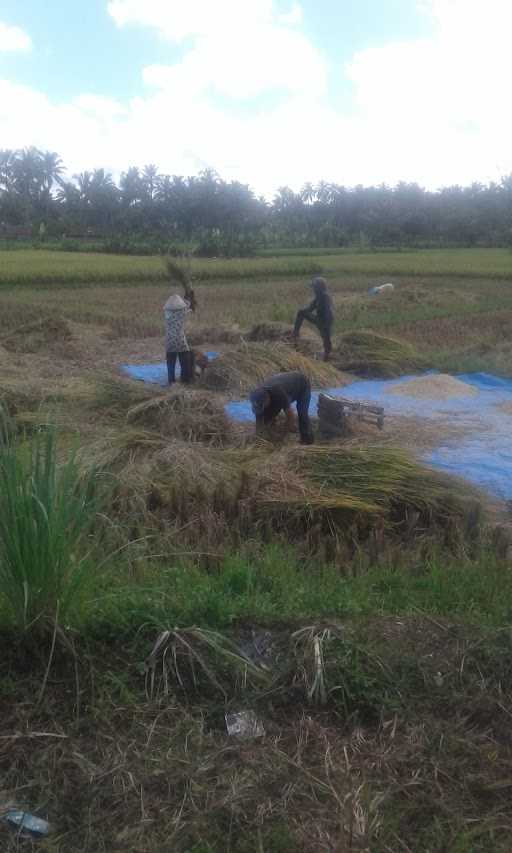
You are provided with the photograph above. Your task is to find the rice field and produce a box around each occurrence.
[2,245,512,852]
[0,246,511,287]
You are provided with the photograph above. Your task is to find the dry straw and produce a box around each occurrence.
[126,389,233,445]
[334,331,423,378]
[202,342,344,393]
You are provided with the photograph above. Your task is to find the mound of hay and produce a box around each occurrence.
[201,343,344,393]
[387,374,477,400]
[261,444,479,522]
[126,389,232,445]
[1,316,73,354]
[90,377,156,416]
[247,322,318,356]
[247,322,294,342]
[333,331,423,378]
[188,325,243,346]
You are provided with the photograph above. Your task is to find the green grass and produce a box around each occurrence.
[0,249,323,287]
[1,247,511,288]
[85,543,512,638]
[0,421,105,633]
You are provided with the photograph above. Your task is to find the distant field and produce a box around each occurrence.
[0,250,322,286]
[0,247,511,287]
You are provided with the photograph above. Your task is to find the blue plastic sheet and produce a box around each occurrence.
[121,352,219,386]
[226,372,512,499]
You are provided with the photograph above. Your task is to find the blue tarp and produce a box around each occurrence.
[120,361,512,498]
[227,372,512,499]
[121,352,219,386]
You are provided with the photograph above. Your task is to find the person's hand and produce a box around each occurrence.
[286,409,297,433]
[184,285,197,311]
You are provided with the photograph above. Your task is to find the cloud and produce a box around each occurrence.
[111,0,325,100]
[0,20,32,52]
[343,0,512,187]
[1,0,512,196]
[107,0,276,42]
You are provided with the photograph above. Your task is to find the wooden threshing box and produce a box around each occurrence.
[317,393,385,437]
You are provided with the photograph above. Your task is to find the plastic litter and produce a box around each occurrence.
[368,282,394,296]
[225,710,265,739]
[2,809,50,836]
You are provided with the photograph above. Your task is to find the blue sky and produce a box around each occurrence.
[0,1,511,195]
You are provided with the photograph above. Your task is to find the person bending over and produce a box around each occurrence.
[163,292,195,385]
[293,276,334,361]
[249,371,314,445]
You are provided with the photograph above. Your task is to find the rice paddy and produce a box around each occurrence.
[1,246,512,288]
[1,246,512,851]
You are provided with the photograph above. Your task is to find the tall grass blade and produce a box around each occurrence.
[0,416,103,633]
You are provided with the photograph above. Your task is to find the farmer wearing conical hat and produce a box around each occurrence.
[249,371,314,445]
[164,292,194,385]
[293,277,334,361]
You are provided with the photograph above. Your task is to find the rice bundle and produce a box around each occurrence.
[201,342,344,393]
[260,445,476,522]
[333,331,423,378]
[164,257,192,288]
[126,389,232,445]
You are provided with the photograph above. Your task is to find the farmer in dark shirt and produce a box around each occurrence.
[249,371,314,444]
[293,277,334,361]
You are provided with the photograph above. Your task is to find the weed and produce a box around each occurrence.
[0,420,104,633]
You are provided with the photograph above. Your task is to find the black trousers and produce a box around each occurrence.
[293,309,332,361]
[296,382,314,444]
[166,351,195,384]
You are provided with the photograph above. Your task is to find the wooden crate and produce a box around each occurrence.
[317,392,384,436]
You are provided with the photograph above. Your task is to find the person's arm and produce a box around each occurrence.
[285,406,296,432]
[268,387,296,430]
[255,414,265,434]
[184,285,197,312]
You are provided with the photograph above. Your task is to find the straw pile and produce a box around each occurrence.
[79,429,481,554]
[387,374,477,400]
[188,325,242,346]
[1,316,72,354]
[333,331,423,378]
[247,322,318,356]
[278,445,471,517]
[201,342,344,393]
[126,389,232,445]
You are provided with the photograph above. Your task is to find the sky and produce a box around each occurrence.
[0,0,511,197]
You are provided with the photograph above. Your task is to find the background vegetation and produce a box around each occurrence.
[2,146,512,255]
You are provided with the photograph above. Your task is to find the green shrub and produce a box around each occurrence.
[0,418,103,633]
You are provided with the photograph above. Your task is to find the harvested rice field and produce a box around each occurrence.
[2,249,512,851]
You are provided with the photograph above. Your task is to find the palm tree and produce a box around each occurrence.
[300,182,315,204]
[41,151,65,191]
[142,164,160,201]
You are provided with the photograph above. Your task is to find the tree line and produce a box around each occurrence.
[1,146,512,254]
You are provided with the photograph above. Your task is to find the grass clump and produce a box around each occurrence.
[0,419,103,633]
[333,330,424,377]
[202,342,343,393]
